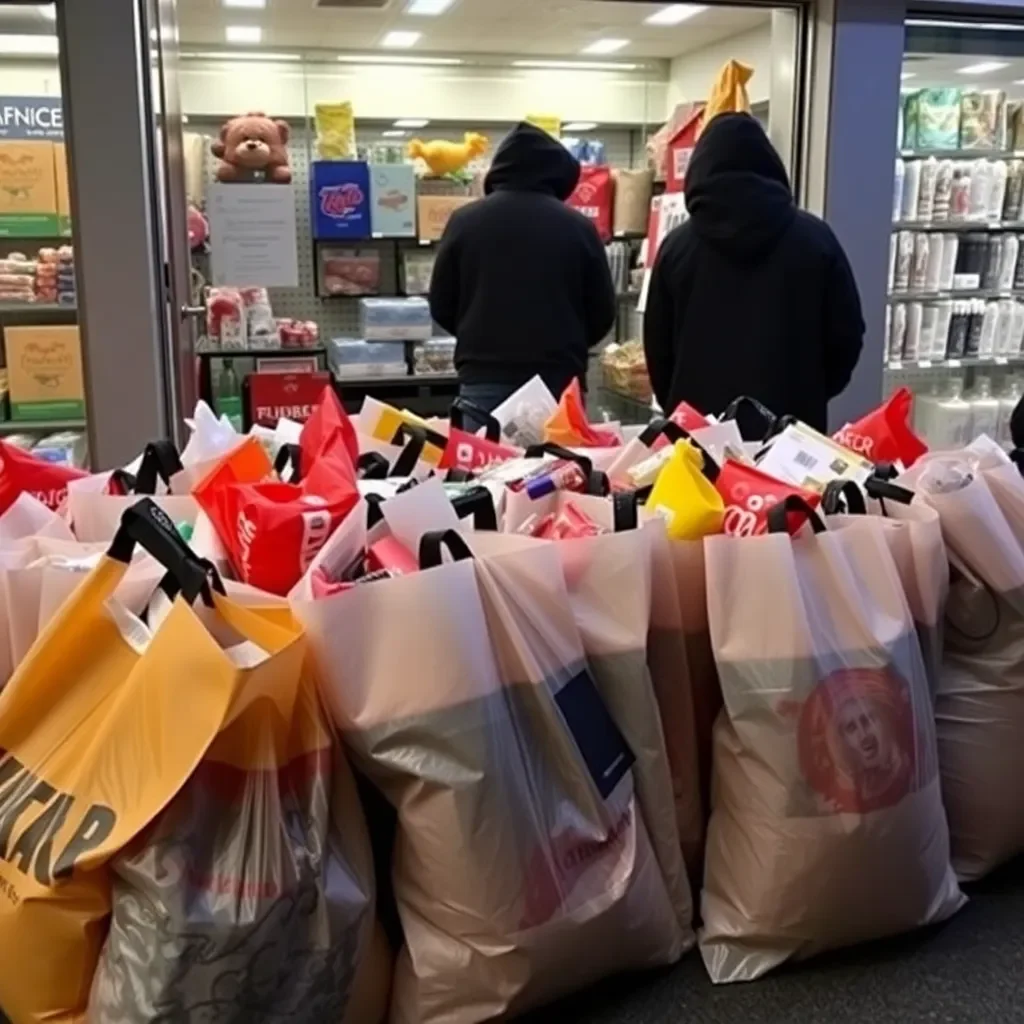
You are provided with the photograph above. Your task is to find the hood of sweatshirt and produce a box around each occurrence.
[684,112,796,260]
[484,121,581,199]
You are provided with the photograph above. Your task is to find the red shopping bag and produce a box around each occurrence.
[300,386,359,471]
[652,402,711,451]
[439,427,519,472]
[833,388,927,468]
[566,165,613,241]
[716,459,821,537]
[544,380,622,448]
[0,440,86,513]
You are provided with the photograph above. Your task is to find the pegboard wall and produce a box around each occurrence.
[193,116,646,342]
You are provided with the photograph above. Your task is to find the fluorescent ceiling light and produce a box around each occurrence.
[394,118,429,128]
[901,71,916,80]
[382,130,407,138]
[224,0,266,7]
[338,53,461,65]
[36,4,56,21]
[908,18,1024,31]
[182,50,302,61]
[563,121,598,132]
[644,4,706,26]
[407,0,455,14]
[513,59,640,71]
[582,38,629,55]
[956,61,1009,75]
[225,25,262,44]
[0,34,58,55]
[382,30,421,48]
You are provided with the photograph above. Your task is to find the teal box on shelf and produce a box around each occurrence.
[369,164,416,237]
[311,160,371,239]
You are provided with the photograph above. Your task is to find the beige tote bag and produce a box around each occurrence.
[700,505,963,982]
[295,531,682,1022]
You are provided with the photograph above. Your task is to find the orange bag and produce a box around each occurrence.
[544,380,622,448]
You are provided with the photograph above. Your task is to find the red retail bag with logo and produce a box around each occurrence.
[299,386,359,470]
[566,165,613,242]
[832,388,927,468]
[716,459,821,537]
[439,427,520,472]
[0,440,86,513]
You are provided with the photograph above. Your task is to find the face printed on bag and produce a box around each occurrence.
[797,668,918,815]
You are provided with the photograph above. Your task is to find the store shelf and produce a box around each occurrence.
[892,220,1024,233]
[900,149,1024,160]
[0,418,85,432]
[0,303,76,320]
[888,289,1024,302]
[885,356,1024,371]
[335,373,458,387]
[196,346,325,358]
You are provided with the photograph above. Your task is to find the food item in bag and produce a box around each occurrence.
[833,387,928,467]
[715,459,821,536]
[647,441,724,540]
[0,439,86,514]
[315,100,356,160]
[544,379,621,448]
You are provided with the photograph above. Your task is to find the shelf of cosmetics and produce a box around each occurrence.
[889,230,1024,300]
[912,375,1020,452]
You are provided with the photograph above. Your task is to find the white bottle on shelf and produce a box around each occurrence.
[998,376,1022,448]
[970,376,1001,440]
[1013,300,1024,354]
[913,382,941,444]
[893,158,906,222]
[979,300,1000,357]
[940,233,959,289]
[933,378,973,449]
[903,302,923,360]
[932,299,954,358]
[925,233,945,292]
[888,233,898,290]
[902,159,923,221]
[988,160,1009,222]
[968,159,993,220]
[996,299,1017,355]
[1000,234,1020,291]
[917,157,940,221]
[933,160,955,222]
[889,302,908,362]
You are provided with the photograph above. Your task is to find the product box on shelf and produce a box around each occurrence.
[566,165,613,242]
[310,160,371,239]
[360,296,433,341]
[0,141,58,236]
[417,195,475,241]
[6,324,84,420]
[369,163,416,237]
[53,142,70,235]
[319,246,382,296]
[328,338,408,379]
[247,370,332,427]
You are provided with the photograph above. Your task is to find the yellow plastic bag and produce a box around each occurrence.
[699,59,754,136]
[646,440,724,540]
[0,499,305,1024]
[315,100,355,160]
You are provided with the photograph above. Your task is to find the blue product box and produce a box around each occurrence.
[369,163,416,237]
[310,161,371,239]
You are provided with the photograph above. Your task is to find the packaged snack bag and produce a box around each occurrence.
[646,441,724,540]
[715,459,821,537]
[315,100,356,160]
[833,387,928,468]
[0,440,86,514]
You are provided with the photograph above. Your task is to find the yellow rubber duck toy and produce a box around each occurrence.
[407,132,489,176]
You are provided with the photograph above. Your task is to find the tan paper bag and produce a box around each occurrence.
[700,519,963,982]
[294,531,681,1022]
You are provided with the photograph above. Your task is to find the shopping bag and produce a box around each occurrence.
[293,527,682,1021]
[358,396,446,467]
[0,440,86,514]
[0,499,311,1023]
[716,458,821,536]
[300,384,360,470]
[898,454,1024,880]
[89,645,388,1022]
[700,499,963,982]
[646,440,725,540]
[833,387,928,467]
[544,380,622,448]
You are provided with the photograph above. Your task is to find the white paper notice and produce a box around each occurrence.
[208,183,299,287]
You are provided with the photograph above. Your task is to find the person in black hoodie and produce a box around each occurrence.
[429,121,617,412]
[643,112,864,433]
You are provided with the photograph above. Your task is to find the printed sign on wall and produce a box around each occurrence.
[0,97,64,140]
[310,161,371,240]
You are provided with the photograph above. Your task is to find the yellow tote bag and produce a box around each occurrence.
[0,500,304,1024]
[699,59,754,136]
[646,440,724,540]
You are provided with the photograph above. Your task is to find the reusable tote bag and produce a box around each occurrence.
[909,459,1024,880]
[0,500,305,1023]
[294,530,681,1023]
[700,501,963,982]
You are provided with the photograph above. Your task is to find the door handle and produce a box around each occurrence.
[180,304,206,321]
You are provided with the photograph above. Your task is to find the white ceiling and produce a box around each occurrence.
[904,52,1024,95]
[174,0,769,60]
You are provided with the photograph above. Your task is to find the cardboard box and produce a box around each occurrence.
[417,194,476,241]
[310,160,371,240]
[6,325,85,420]
[53,141,70,234]
[369,163,416,237]
[0,141,58,236]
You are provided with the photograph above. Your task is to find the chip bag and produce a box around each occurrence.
[833,387,928,468]
[647,441,725,540]
[716,459,822,537]
[544,380,622,448]
[0,441,86,514]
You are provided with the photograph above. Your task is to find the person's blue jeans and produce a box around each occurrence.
[457,382,519,433]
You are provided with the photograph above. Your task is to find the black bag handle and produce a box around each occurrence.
[1011,448,1024,477]
[523,443,609,496]
[365,491,386,529]
[274,443,303,483]
[612,490,639,532]
[450,397,501,443]
[419,529,473,569]
[864,475,915,506]
[445,467,476,483]
[450,486,498,531]
[721,396,779,442]
[765,495,826,535]
[821,479,867,516]
[390,423,428,478]
[108,498,223,605]
[119,440,185,495]
[357,451,391,480]
[638,417,687,448]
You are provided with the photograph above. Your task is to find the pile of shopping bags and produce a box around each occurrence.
[2,375,1024,1022]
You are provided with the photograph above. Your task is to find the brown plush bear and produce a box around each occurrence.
[211,112,292,184]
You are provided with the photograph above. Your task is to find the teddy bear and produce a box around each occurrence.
[211,112,292,184]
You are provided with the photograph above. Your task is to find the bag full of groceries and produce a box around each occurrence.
[700,497,964,982]
[293,522,683,1021]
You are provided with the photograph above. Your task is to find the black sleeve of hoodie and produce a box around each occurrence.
[823,237,865,400]
[428,217,461,336]
[583,227,617,347]
[642,240,677,412]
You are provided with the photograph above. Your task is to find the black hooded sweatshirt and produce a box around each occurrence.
[429,122,617,394]
[643,112,864,432]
